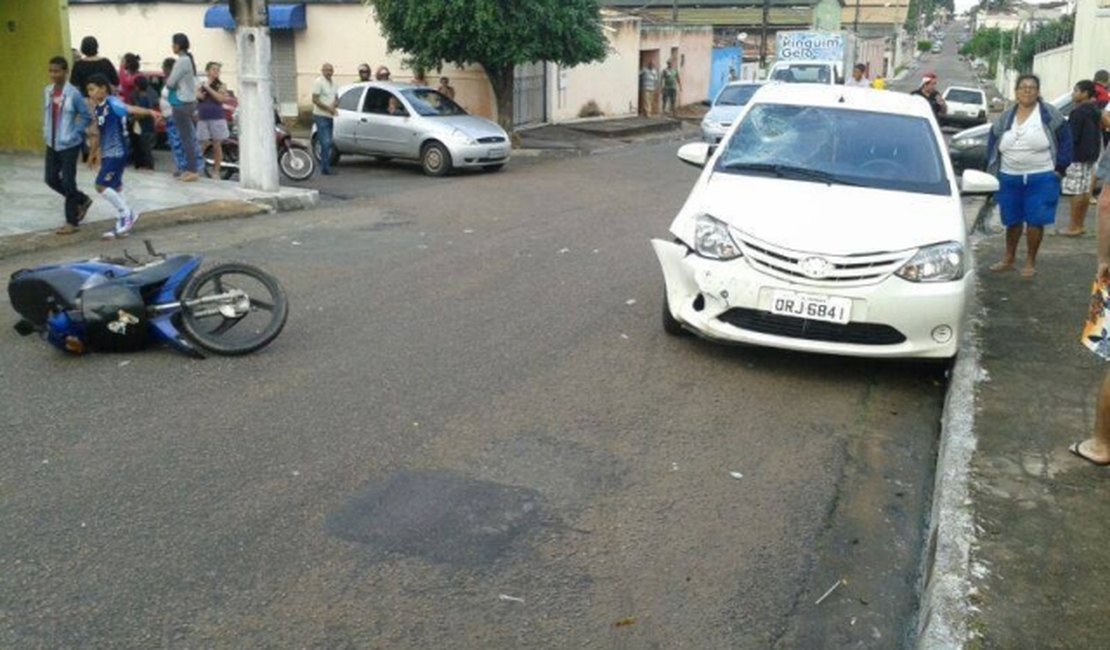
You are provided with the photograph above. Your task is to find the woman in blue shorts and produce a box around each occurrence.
[985,74,1074,278]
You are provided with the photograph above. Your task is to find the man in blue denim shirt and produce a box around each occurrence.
[44,56,93,235]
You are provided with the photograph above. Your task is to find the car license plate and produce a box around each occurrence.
[488,148,507,158]
[769,290,851,324]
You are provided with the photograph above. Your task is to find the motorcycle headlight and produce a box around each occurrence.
[950,135,985,149]
[694,214,741,260]
[895,242,965,282]
[450,129,476,145]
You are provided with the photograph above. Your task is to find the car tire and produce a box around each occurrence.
[421,141,453,177]
[662,290,688,337]
[311,135,341,167]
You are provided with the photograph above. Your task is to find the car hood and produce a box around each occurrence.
[429,114,507,139]
[952,121,990,141]
[704,105,744,125]
[676,173,961,254]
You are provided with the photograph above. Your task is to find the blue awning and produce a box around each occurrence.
[204,4,306,31]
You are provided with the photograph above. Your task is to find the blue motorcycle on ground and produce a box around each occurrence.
[8,242,288,357]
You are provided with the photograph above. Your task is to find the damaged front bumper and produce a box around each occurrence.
[651,238,967,359]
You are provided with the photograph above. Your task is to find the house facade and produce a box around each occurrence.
[67,1,706,127]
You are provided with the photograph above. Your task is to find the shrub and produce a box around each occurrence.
[578,100,603,118]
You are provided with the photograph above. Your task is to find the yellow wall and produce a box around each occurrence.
[0,0,71,152]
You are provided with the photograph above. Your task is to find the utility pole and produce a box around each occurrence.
[760,0,771,70]
[231,0,279,192]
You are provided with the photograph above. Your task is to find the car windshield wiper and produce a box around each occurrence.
[720,161,859,186]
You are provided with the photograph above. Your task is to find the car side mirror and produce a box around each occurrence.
[677,142,712,168]
[959,169,999,195]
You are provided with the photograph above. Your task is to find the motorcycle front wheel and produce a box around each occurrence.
[279,144,316,181]
[178,262,289,356]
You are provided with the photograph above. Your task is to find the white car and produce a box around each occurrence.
[941,86,988,127]
[652,84,998,359]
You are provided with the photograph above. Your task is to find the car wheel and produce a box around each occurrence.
[662,290,688,336]
[421,141,453,177]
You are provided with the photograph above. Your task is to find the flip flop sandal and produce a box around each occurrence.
[1068,441,1110,467]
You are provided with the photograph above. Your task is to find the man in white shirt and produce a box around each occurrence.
[312,63,339,175]
[843,64,870,88]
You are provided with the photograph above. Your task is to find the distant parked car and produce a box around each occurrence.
[948,92,1072,173]
[940,86,987,127]
[311,81,509,176]
[701,82,762,144]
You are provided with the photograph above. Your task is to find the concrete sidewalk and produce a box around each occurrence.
[0,152,319,259]
[921,195,1110,647]
[515,115,696,155]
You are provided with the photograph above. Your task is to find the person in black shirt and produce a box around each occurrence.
[70,36,119,98]
[71,36,119,163]
[1059,80,1103,235]
[910,72,947,119]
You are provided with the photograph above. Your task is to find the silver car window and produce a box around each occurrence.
[400,89,467,117]
[338,87,363,112]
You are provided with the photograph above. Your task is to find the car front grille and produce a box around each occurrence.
[477,136,507,144]
[717,308,907,345]
[733,229,914,287]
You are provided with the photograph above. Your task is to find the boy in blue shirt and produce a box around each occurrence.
[85,74,162,239]
[44,56,93,235]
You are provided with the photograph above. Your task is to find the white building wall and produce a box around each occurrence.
[546,16,640,122]
[1032,44,1075,99]
[1068,0,1110,84]
[69,3,238,85]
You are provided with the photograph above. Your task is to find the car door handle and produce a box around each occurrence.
[359,118,368,123]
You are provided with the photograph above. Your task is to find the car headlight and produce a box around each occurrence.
[449,129,476,145]
[694,214,741,260]
[951,135,985,149]
[895,242,965,282]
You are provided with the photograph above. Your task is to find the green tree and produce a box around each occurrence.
[366,0,609,132]
[959,26,1014,77]
[1012,15,1074,73]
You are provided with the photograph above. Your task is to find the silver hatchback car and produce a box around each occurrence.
[311,82,511,176]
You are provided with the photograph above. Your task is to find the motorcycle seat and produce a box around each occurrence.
[8,267,88,326]
[121,255,196,297]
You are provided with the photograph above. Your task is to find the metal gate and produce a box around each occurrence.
[513,62,547,127]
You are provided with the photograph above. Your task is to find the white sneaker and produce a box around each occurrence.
[118,210,137,235]
[102,211,136,239]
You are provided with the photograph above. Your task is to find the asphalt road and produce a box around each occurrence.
[3,98,955,649]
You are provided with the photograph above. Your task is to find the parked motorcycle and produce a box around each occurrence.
[8,242,288,358]
[205,111,316,182]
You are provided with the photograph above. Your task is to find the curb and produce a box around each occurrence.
[915,267,983,648]
[515,127,697,159]
[0,200,268,261]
